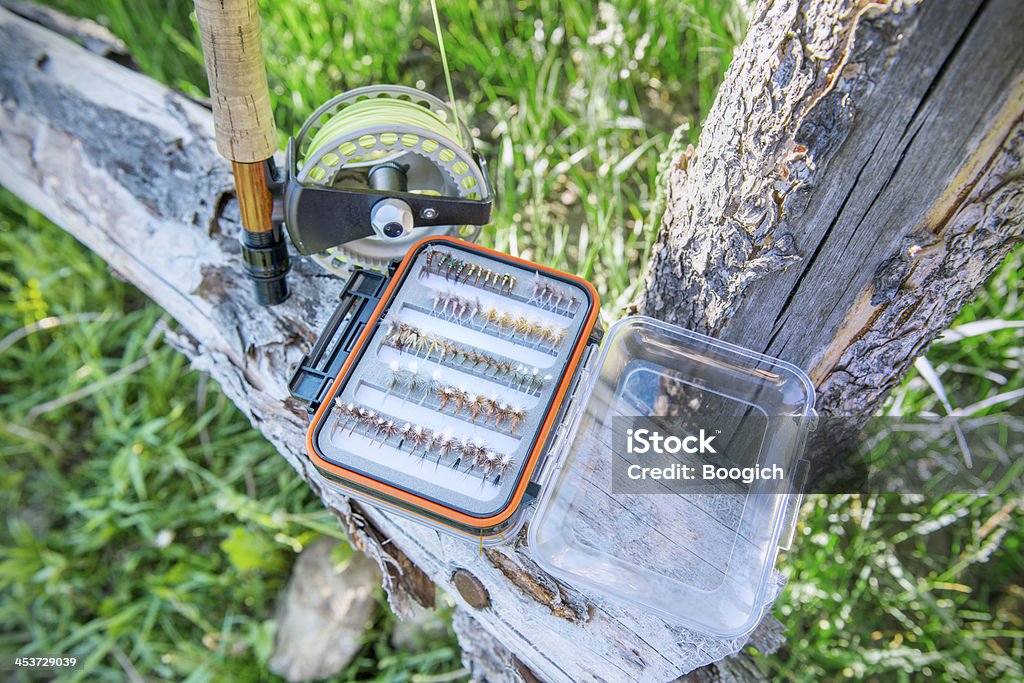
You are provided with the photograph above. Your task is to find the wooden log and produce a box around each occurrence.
[0,7,782,681]
[0,0,131,62]
[637,0,1024,435]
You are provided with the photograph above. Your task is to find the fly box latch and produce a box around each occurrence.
[528,338,603,496]
[289,267,393,415]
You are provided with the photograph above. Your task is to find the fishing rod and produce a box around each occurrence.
[193,0,493,303]
[194,0,288,304]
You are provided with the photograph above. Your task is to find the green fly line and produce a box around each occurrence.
[430,0,463,148]
[300,96,480,197]
[302,0,467,168]
[303,98,464,163]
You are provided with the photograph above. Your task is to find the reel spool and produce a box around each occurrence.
[281,85,493,274]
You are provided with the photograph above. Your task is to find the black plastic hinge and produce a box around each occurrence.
[289,266,393,414]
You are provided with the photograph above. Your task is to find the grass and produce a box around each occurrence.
[1,0,1022,681]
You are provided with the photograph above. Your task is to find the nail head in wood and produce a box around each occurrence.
[452,569,490,608]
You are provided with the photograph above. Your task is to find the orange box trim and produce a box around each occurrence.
[304,235,601,530]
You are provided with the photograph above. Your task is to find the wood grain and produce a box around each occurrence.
[231,159,273,233]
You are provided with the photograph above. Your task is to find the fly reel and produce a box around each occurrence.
[274,85,493,274]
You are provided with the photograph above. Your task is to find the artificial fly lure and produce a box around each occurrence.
[428,290,569,349]
[380,365,527,433]
[528,274,580,315]
[381,320,551,394]
[419,250,583,318]
[330,398,515,484]
[419,249,517,295]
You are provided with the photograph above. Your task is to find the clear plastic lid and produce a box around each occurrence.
[528,316,815,637]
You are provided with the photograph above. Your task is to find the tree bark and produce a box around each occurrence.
[638,0,1024,427]
[0,7,783,682]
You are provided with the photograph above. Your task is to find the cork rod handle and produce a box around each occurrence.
[194,0,277,164]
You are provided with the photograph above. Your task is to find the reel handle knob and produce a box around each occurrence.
[371,198,415,239]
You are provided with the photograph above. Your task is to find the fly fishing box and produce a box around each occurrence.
[290,235,816,638]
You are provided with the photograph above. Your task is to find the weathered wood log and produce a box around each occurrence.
[637,0,1024,435]
[0,7,783,682]
[0,0,132,63]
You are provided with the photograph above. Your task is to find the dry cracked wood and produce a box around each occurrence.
[637,0,1024,438]
[0,7,782,682]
